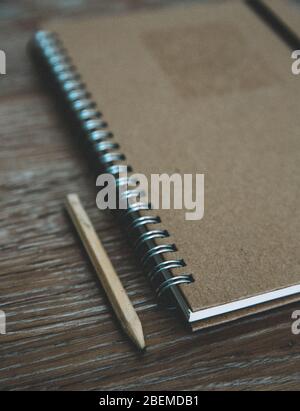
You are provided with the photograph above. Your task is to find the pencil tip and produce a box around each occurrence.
[134,335,146,352]
[125,320,146,351]
[140,345,147,353]
[138,340,146,351]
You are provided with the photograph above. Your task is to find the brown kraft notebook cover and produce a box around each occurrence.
[39,0,300,330]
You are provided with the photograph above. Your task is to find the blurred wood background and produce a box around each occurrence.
[0,0,300,391]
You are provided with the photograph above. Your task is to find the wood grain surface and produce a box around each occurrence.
[0,0,300,391]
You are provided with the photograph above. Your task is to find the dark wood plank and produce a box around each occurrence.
[0,0,300,391]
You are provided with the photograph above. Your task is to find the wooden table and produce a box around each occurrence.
[0,0,300,391]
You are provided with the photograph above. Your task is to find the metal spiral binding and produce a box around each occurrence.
[31,31,193,304]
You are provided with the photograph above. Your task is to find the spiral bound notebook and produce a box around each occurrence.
[30,0,300,331]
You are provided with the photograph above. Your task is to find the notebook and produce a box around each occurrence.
[29,0,300,331]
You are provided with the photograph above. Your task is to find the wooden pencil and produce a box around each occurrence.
[65,193,146,351]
